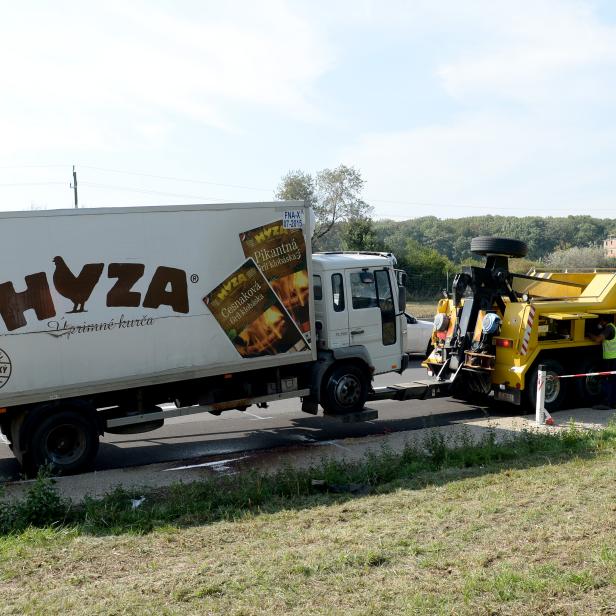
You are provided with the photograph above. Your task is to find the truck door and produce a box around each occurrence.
[346,267,402,374]
[320,271,351,348]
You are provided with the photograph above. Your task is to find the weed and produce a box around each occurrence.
[0,467,70,534]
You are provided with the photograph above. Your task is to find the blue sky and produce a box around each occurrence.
[1,0,616,219]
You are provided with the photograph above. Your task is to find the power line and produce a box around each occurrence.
[80,165,273,193]
[81,181,235,202]
[0,181,65,187]
[0,163,614,216]
[370,198,616,213]
[0,164,68,169]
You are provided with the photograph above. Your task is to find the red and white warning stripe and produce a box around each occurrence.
[520,305,536,355]
[548,370,616,380]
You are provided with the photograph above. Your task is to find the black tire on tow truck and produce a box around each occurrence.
[321,363,369,415]
[21,407,100,477]
[524,358,569,412]
[573,355,604,406]
[470,236,528,258]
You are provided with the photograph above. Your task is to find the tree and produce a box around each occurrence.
[276,165,373,249]
[544,246,614,269]
[341,216,379,251]
[399,239,455,300]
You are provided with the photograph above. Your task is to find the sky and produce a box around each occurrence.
[1,0,616,220]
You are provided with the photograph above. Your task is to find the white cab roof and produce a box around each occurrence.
[312,252,395,271]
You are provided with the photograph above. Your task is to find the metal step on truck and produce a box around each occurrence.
[0,201,443,476]
[423,236,616,412]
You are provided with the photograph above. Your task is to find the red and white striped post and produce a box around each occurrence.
[535,364,546,425]
[533,365,616,425]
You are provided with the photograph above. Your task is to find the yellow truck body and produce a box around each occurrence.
[424,239,616,411]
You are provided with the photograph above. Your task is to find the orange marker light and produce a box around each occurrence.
[494,338,513,348]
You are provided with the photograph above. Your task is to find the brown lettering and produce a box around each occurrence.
[107,263,145,307]
[0,273,56,331]
[52,256,104,313]
[143,266,188,313]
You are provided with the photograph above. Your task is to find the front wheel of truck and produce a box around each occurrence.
[524,359,568,412]
[25,409,99,476]
[321,364,369,415]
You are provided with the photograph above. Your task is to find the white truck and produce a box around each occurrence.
[0,201,422,475]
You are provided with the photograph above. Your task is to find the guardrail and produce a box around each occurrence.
[535,364,616,425]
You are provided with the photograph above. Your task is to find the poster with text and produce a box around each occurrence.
[203,259,309,358]
[240,220,310,335]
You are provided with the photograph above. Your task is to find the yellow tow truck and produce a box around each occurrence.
[423,236,616,411]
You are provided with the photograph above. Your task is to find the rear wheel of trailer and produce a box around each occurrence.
[14,406,100,476]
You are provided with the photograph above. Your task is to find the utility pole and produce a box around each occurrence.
[71,165,78,208]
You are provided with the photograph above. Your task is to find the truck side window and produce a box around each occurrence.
[350,273,378,309]
[375,269,396,346]
[313,275,323,301]
[332,273,345,312]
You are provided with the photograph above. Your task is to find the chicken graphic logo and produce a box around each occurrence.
[53,256,104,313]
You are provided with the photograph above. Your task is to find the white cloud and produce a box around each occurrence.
[0,1,333,155]
[437,1,616,104]
[344,0,616,218]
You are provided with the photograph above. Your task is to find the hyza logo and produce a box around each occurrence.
[0,257,190,332]
[0,349,11,389]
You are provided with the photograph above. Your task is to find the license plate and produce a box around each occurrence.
[495,391,515,403]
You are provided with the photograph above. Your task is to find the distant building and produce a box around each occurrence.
[605,237,616,258]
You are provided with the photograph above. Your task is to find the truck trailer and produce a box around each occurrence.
[424,236,616,412]
[0,201,424,475]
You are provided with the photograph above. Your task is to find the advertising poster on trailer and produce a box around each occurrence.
[203,258,309,358]
[239,219,310,336]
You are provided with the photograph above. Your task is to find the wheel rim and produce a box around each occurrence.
[44,423,87,466]
[334,374,362,407]
[545,371,561,404]
[585,374,602,398]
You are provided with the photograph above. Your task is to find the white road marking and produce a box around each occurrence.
[244,411,274,420]
[164,455,249,472]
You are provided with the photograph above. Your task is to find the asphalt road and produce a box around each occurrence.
[0,359,520,481]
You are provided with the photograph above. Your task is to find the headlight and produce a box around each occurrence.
[434,313,450,332]
[482,313,501,335]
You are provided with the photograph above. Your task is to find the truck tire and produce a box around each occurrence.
[573,356,604,406]
[525,359,568,412]
[470,236,528,258]
[25,409,99,476]
[321,363,368,415]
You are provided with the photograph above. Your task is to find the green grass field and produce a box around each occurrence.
[1,426,616,614]
[406,301,437,319]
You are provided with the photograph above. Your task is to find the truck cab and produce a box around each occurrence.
[311,252,408,375]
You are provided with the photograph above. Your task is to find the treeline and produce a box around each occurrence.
[373,215,616,263]
[316,215,616,300]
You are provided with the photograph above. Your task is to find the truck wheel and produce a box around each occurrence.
[525,359,568,412]
[470,236,528,258]
[321,364,368,415]
[26,409,99,476]
[573,357,603,406]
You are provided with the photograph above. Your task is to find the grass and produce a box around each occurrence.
[406,300,437,318]
[1,424,616,614]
